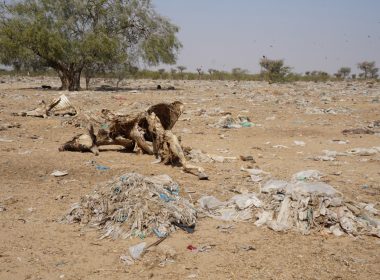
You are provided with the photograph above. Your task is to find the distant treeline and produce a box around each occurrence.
[0,67,378,84]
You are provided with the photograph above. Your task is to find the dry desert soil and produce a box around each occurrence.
[0,76,379,280]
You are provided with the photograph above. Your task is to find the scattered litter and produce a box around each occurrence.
[216,224,234,233]
[197,244,214,252]
[51,170,68,177]
[64,173,197,239]
[172,221,195,233]
[241,167,268,176]
[272,145,289,149]
[305,107,351,115]
[95,165,110,171]
[347,147,380,156]
[129,242,146,259]
[198,196,225,210]
[238,244,256,251]
[239,155,255,162]
[120,254,134,266]
[330,139,349,145]
[230,194,262,209]
[198,194,257,222]
[250,175,263,183]
[312,150,347,161]
[293,141,306,147]
[291,170,322,182]
[0,138,13,142]
[212,114,254,129]
[186,245,197,252]
[261,180,289,193]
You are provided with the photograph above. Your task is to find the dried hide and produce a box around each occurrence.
[64,173,197,239]
[146,101,184,130]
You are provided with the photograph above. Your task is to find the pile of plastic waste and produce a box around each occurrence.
[199,170,380,237]
[64,173,197,239]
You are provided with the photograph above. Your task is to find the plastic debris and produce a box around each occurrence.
[120,254,134,265]
[261,180,289,193]
[347,147,380,156]
[198,195,257,222]
[64,173,197,239]
[95,165,110,171]
[291,170,322,182]
[172,221,196,233]
[240,121,254,127]
[293,140,306,147]
[212,115,254,129]
[198,196,225,210]
[230,194,262,209]
[51,170,68,177]
[238,244,256,251]
[129,242,146,259]
[214,115,242,129]
[186,245,197,252]
[241,167,269,176]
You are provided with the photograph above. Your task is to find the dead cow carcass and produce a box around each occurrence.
[60,101,207,178]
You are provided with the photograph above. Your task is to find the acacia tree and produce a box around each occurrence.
[158,68,165,79]
[259,57,290,83]
[231,67,248,81]
[114,63,138,89]
[336,67,351,79]
[177,65,186,78]
[177,65,186,73]
[0,0,181,91]
[357,61,378,79]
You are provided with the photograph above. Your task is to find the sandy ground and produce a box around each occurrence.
[0,76,379,280]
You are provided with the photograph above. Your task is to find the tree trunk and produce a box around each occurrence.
[54,66,82,91]
[68,71,81,91]
[59,75,69,90]
[116,79,121,89]
[85,76,91,90]
[57,69,69,90]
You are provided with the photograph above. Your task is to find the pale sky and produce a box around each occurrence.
[152,0,380,74]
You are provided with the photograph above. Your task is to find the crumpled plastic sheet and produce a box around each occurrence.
[199,170,380,238]
[64,173,197,239]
